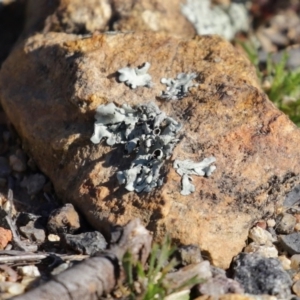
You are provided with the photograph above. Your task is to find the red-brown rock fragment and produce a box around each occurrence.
[0,227,12,250]
[1,31,300,268]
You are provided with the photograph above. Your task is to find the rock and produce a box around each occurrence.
[279,232,300,255]
[9,154,26,172]
[19,220,46,243]
[0,227,12,249]
[266,219,276,228]
[43,0,112,34]
[232,253,292,299]
[17,265,40,277]
[110,0,195,38]
[291,254,300,270]
[0,156,11,177]
[20,173,46,195]
[47,203,80,234]
[47,234,60,242]
[293,280,300,297]
[295,223,300,231]
[7,283,25,296]
[174,244,203,266]
[275,213,297,234]
[277,255,291,270]
[198,275,244,296]
[255,220,267,230]
[248,226,275,245]
[2,29,300,269]
[243,243,278,258]
[61,231,107,255]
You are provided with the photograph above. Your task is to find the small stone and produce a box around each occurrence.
[19,220,46,243]
[279,233,300,255]
[276,213,297,234]
[291,254,300,270]
[267,219,276,228]
[0,157,11,177]
[248,226,274,245]
[17,265,40,277]
[174,244,203,266]
[164,290,190,300]
[244,242,278,258]
[295,223,300,232]
[48,234,60,242]
[7,283,25,295]
[198,274,244,296]
[61,231,107,255]
[9,154,26,172]
[47,203,80,234]
[51,262,70,275]
[232,253,292,299]
[278,255,291,270]
[0,227,12,250]
[255,220,267,230]
[293,280,300,296]
[20,174,46,195]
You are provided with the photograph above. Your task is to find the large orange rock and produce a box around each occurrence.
[1,31,299,268]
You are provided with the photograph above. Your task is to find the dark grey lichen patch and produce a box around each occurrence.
[91,102,182,193]
[173,157,216,195]
[118,62,153,89]
[161,73,198,100]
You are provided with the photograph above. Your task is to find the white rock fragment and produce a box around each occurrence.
[244,242,278,258]
[17,265,40,277]
[248,226,275,246]
[161,73,198,100]
[173,156,216,196]
[278,255,291,270]
[118,62,153,89]
[7,283,25,295]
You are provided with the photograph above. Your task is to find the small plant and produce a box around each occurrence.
[240,40,300,126]
[122,237,200,300]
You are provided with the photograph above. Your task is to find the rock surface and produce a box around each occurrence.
[232,253,292,298]
[1,30,300,268]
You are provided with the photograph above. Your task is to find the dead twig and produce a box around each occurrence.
[12,218,152,300]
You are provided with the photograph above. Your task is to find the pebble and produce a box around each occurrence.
[197,274,244,296]
[17,265,40,277]
[279,232,300,255]
[47,203,80,234]
[255,220,267,230]
[293,280,300,297]
[20,173,46,195]
[0,227,12,250]
[19,220,46,243]
[276,213,297,234]
[291,254,300,270]
[248,226,274,245]
[61,231,107,255]
[232,253,292,299]
[295,223,300,232]
[267,219,276,228]
[51,262,70,275]
[244,243,278,258]
[48,234,60,242]
[9,154,26,172]
[174,244,203,266]
[278,255,291,270]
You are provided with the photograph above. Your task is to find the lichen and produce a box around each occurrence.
[91,102,182,193]
[118,62,153,89]
[161,73,198,100]
[173,157,216,195]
